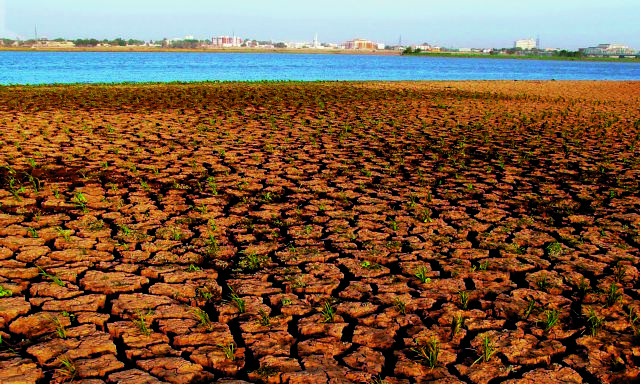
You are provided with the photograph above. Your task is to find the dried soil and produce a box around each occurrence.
[1,81,640,383]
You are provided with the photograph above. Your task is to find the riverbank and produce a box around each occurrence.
[0,46,399,56]
[403,51,640,63]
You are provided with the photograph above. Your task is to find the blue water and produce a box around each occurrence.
[1,51,639,84]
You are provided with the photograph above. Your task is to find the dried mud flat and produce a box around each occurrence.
[0,81,640,384]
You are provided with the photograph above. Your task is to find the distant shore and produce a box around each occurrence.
[2,46,639,64]
[403,52,640,63]
[0,46,400,56]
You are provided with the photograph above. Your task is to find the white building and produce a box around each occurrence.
[514,38,537,50]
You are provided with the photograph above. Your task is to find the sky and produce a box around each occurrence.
[1,0,638,49]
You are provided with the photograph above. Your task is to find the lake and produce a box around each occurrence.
[1,51,639,84]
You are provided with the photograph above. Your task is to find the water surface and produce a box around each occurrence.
[1,51,639,84]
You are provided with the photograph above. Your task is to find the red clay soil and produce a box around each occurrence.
[1,81,640,383]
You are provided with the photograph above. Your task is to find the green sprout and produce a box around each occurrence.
[472,335,498,366]
[0,285,12,297]
[320,301,336,323]
[229,290,246,313]
[57,356,77,381]
[586,307,603,337]
[133,310,152,336]
[412,337,440,369]
[218,342,236,360]
[540,309,560,331]
[38,266,65,287]
[258,309,271,327]
[189,308,212,330]
[393,297,407,315]
[458,291,470,309]
[605,282,622,308]
[415,266,431,283]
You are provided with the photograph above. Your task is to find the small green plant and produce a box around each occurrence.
[171,227,183,241]
[72,191,88,212]
[536,274,551,290]
[415,266,431,283]
[238,251,268,271]
[258,309,271,327]
[205,234,219,256]
[140,180,150,192]
[229,290,246,313]
[119,224,131,236]
[586,307,603,336]
[25,173,41,192]
[605,282,622,307]
[458,291,470,309]
[360,260,381,270]
[206,177,218,195]
[51,316,67,339]
[472,335,497,366]
[133,310,152,336]
[614,262,627,282]
[55,226,72,241]
[523,299,538,319]
[320,300,336,323]
[187,264,201,272]
[57,356,77,381]
[540,309,560,331]
[478,261,489,270]
[389,220,398,231]
[196,287,215,301]
[0,285,12,297]
[27,227,38,238]
[281,298,292,306]
[38,266,65,287]
[419,208,433,223]
[218,342,236,360]
[451,315,464,337]
[547,241,562,256]
[393,297,407,315]
[412,337,440,369]
[189,308,212,330]
[261,191,273,202]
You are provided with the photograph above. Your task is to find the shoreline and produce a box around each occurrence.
[0,46,400,56]
[403,52,640,63]
[2,47,639,63]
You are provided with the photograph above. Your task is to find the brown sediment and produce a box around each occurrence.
[0,81,639,383]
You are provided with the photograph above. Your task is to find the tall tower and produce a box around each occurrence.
[314,33,319,48]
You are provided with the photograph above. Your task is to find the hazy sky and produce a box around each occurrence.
[1,0,638,49]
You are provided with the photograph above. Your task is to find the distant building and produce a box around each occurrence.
[514,38,537,50]
[212,36,243,48]
[580,43,637,56]
[343,38,382,50]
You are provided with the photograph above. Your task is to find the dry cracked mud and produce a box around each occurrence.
[0,81,640,383]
